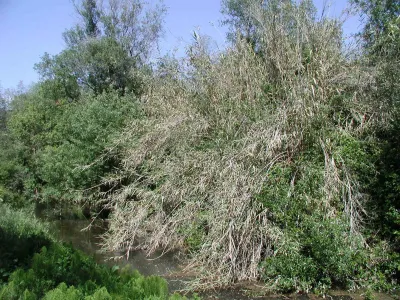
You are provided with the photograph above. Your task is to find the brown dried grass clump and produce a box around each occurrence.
[101,1,374,287]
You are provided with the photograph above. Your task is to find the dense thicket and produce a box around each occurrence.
[102,0,399,292]
[349,0,400,253]
[0,0,399,296]
[0,0,162,206]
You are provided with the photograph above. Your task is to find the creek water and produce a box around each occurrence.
[35,206,393,300]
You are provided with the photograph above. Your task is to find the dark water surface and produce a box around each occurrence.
[35,207,394,300]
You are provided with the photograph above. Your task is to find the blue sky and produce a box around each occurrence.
[0,0,359,90]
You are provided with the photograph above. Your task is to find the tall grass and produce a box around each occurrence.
[101,1,386,290]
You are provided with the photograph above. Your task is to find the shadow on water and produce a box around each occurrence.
[34,205,395,300]
[54,220,181,276]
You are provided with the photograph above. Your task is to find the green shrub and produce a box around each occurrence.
[0,132,28,208]
[0,204,50,239]
[0,204,52,285]
[261,216,367,293]
[120,275,169,299]
[35,90,141,202]
[256,142,376,293]
[0,240,193,300]
[43,283,83,300]
[6,83,143,204]
[84,287,112,300]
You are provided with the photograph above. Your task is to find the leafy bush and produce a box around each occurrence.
[43,283,83,300]
[261,217,367,293]
[0,204,50,239]
[255,146,369,292]
[0,241,190,300]
[6,86,141,203]
[0,130,32,208]
[0,205,189,299]
[0,204,52,285]
[35,90,141,202]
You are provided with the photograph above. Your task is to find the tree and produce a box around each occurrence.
[35,37,138,96]
[78,0,100,38]
[66,0,166,63]
[8,87,64,154]
[221,0,334,86]
[221,0,317,52]
[34,52,81,100]
[98,0,166,63]
[6,82,141,202]
[64,0,100,47]
[221,0,263,49]
[35,91,140,201]
[352,0,400,48]
[36,0,166,97]
[352,0,400,249]
[0,90,7,131]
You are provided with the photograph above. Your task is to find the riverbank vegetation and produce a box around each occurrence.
[0,0,399,296]
[0,203,193,299]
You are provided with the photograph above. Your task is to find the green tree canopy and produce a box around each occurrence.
[35,37,138,96]
[35,0,166,97]
[352,0,400,48]
[66,0,166,63]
